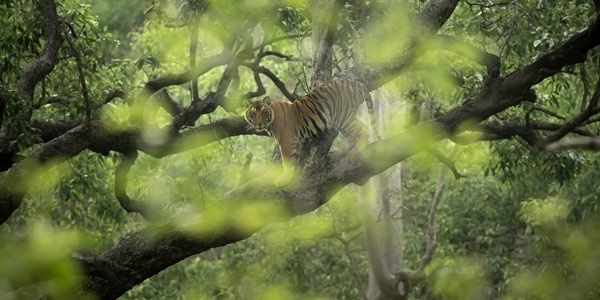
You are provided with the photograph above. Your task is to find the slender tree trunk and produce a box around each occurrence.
[309,0,345,89]
[363,89,406,300]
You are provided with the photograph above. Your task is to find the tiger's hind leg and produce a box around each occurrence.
[339,119,369,162]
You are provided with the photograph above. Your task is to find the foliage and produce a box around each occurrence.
[1,0,600,299]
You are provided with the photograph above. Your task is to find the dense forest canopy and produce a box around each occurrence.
[1,0,600,299]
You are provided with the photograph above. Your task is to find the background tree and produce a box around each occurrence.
[1,0,600,299]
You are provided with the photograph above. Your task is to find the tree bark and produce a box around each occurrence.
[310,0,346,89]
[365,90,406,300]
[18,0,62,101]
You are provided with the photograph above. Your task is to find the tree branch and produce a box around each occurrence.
[143,53,233,95]
[18,0,62,101]
[63,27,92,127]
[544,135,600,151]
[310,0,347,89]
[114,152,146,215]
[240,63,300,101]
[253,33,311,50]
[536,74,600,147]
[434,34,501,81]
[405,145,458,281]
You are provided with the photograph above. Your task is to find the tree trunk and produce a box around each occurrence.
[309,0,345,89]
[363,89,407,300]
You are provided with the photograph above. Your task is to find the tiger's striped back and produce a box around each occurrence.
[245,79,375,169]
[276,79,373,141]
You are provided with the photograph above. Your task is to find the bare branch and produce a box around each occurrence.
[114,152,146,216]
[326,206,367,300]
[259,50,294,61]
[426,146,464,179]
[412,145,458,278]
[18,0,62,101]
[190,22,200,104]
[167,61,238,135]
[544,135,600,151]
[95,90,127,110]
[143,52,233,95]
[246,71,266,99]
[525,105,565,126]
[240,63,300,101]
[153,89,184,116]
[434,35,501,80]
[35,95,71,108]
[63,29,92,127]
[463,1,512,9]
[253,33,311,50]
[537,75,600,146]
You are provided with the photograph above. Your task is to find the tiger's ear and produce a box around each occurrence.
[263,96,272,106]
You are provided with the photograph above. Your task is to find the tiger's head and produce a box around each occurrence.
[244,97,274,132]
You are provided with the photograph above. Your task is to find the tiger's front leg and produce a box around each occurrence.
[275,138,298,186]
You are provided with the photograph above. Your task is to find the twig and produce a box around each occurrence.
[397,145,459,283]
[240,62,300,101]
[62,24,91,128]
[426,146,464,179]
[326,206,367,300]
[253,32,310,50]
[463,0,512,9]
[539,75,600,146]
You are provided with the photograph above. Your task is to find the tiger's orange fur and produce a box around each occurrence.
[245,79,374,170]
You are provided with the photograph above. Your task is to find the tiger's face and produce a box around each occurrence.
[244,99,274,131]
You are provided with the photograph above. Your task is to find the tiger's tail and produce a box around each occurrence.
[361,86,380,141]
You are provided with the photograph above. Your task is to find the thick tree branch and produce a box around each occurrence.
[434,35,501,81]
[18,0,62,101]
[94,90,127,110]
[167,62,237,135]
[152,89,183,116]
[143,53,232,95]
[337,0,460,87]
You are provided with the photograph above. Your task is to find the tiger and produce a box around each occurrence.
[244,79,375,176]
